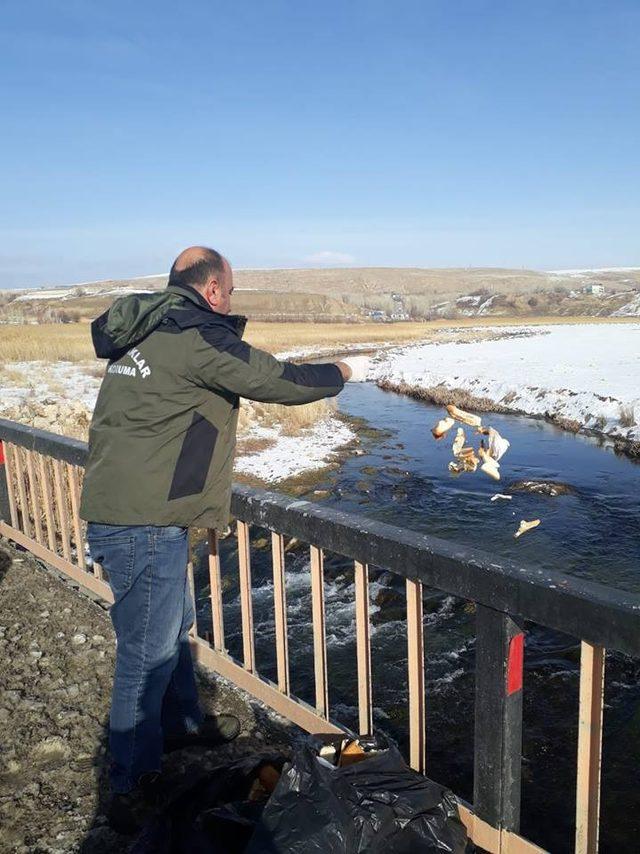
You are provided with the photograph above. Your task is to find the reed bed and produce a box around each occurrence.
[0,316,630,364]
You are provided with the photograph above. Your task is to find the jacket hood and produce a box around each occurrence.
[91,284,247,360]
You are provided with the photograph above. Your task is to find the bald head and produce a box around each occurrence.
[167,246,234,315]
[168,246,226,285]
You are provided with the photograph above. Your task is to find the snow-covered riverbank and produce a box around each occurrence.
[234,418,355,481]
[370,324,640,444]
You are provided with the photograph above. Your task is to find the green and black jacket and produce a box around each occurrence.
[80,284,344,529]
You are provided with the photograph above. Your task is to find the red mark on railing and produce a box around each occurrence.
[0,441,5,466]
[507,632,524,695]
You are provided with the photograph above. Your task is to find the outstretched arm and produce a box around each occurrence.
[190,327,347,404]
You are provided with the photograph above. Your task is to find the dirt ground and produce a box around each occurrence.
[0,540,297,854]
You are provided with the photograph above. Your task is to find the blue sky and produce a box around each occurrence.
[1,1,639,288]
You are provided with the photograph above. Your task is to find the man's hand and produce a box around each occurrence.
[336,356,372,383]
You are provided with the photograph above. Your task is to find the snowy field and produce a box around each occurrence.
[370,324,640,442]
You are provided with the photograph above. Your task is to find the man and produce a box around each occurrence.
[80,246,368,832]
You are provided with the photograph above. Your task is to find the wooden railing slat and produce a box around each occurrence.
[37,454,56,552]
[52,459,71,561]
[575,642,605,854]
[208,529,225,651]
[25,451,44,544]
[310,545,329,718]
[271,532,290,694]
[13,445,32,538]
[355,560,373,735]
[3,442,20,529]
[66,464,85,570]
[406,578,426,773]
[237,521,255,672]
[187,560,197,639]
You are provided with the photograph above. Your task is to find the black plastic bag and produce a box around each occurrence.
[131,753,287,854]
[246,745,469,853]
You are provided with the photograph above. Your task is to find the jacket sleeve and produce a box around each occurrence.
[190,326,344,404]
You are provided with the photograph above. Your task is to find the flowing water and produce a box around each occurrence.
[193,383,640,853]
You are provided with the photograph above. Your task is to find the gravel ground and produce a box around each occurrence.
[0,539,296,854]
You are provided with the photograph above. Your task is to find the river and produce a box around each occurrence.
[193,383,640,853]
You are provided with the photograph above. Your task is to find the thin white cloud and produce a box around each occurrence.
[303,250,356,266]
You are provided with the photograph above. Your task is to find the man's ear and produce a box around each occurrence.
[203,277,220,308]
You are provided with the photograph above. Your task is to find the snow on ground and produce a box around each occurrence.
[234,418,355,481]
[14,289,75,301]
[0,361,353,483]
[370,324,640,441]
[12,273,166,294]
[275,341,393,361]
[547,266,640,275]
[13,286,158,301]
[612,294,640,317]
[95,287,157,298]
[0,361,102,409]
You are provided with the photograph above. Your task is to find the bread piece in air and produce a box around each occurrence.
[446,404,482,427]
[432,416,455,439]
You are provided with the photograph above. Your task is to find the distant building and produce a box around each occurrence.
[583,284,605,296]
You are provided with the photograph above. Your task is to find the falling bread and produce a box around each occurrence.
[452,427,465,457]
[478,447,500,480]
[438,403,514,486]
[515,519,541,538]
[449,457,478,473]
[481,461,500,481]
[432,416,455,439]
[446,404,482,427]
[487,427,510,462]
[458,446,477,459]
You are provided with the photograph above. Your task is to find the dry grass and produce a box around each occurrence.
[0,315,636,364]
[0,324,94,362]
[245,321,433,353]
[237,398,335,440]
[619,404,637,428]
[0,320,433,363]
[0,366,28,385]
[235,436,275,455]
[242,398,335,434]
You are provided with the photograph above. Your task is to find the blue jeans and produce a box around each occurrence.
[87,524,203,793]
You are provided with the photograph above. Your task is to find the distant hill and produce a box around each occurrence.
[2,266,639,323]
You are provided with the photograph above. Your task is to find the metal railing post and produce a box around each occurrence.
[474,605,525,833]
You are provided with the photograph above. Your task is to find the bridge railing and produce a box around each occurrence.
[1,417,638,854]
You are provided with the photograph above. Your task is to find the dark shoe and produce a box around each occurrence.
[163,713,241,753]
[107,772,164,835]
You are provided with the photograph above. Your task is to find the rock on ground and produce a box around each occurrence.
[0,539,296,854]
